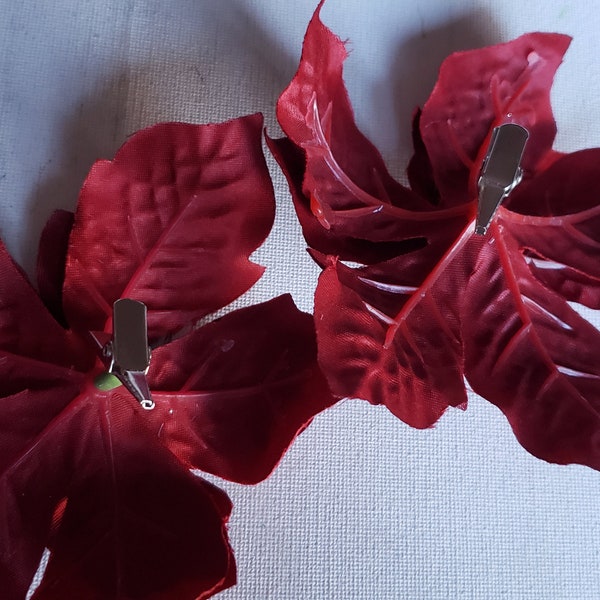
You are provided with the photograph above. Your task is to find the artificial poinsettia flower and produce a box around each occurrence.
[0,113,335,600]
[272,3,600,469]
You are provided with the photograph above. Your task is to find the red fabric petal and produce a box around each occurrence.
[147,295,337,483]
[277,1,428,213]
[505,150,600,308]
[63,114,275,341]
[0,374,82,472]
[1,389,234,600]
[419,32,570,207]
[273,8,473,268]
[276,0,450,259]
[462,224,600,467]
[314,256,467,428]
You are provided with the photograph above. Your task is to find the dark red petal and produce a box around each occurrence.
[0,365,82,472]
[0,240,91,370]
[37,210,74,327]
[0,366,83,598]
[463,228,600,468]
[63,114,275,342]
[276,2,431,214]
[505,149,600,217]
[1,390,235,600]
[502,149,600,308]
[147,295,337,483]
[419,33,571,207]
[269,132,471,266]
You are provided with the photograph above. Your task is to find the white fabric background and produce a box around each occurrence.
[1,1,600,598]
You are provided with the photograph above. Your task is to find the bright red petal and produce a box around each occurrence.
[63,114,275,341]
[420,33,570,207]
[273,8,473,266]
[147,295,337,483]
[277,1,428,214]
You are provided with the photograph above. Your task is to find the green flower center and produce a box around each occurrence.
[94,372,122,391]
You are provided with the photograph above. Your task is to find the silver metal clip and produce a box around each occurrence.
[475,123,529,235]
[103,299,154,410]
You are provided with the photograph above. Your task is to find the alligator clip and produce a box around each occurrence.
[93,299,154,410]
[475,123,529,235]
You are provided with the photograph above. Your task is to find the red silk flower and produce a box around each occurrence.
[273,4,600,468]
[0,113,334,599]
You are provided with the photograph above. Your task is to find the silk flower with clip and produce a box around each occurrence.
[0,113,335,600]
[272,3,600,469]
